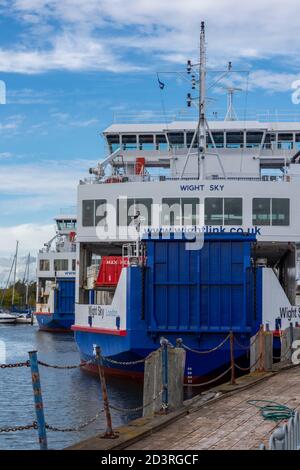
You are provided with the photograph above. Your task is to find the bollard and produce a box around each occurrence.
[230,332,236,385]
[28,351,48,451]
[95,346,117,439]
[160,338,169,413]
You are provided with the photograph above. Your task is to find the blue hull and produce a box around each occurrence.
[35,313,74,332]
[74,330,251,380]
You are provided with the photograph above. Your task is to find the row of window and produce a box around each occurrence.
[106,131,300,151]
[39,259,76,272]
[82,197,290,227]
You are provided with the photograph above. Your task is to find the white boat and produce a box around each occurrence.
[0,311,16,324]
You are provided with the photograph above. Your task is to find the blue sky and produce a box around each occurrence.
[1,0,300,281]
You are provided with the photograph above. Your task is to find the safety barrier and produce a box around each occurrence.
[0,325,297,449]
[260,411,300,450]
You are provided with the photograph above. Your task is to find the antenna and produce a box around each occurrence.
[224,86,242,121]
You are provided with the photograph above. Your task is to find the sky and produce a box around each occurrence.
[1,0,300,283]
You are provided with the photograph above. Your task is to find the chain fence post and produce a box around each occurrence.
[28,350,48,450]
[160,337,169,413]
[95,346,117,439]
[230,331,236,385]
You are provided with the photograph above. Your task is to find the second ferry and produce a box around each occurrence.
[34,211,77,332]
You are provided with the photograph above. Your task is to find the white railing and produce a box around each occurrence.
[260,411,300,450]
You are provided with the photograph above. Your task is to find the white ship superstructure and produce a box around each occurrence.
[73,23,300,377]
[35,213,77,331]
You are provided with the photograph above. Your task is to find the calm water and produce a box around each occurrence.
[0,324,142,450]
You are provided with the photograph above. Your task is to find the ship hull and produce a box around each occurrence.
[73,329,250,382]
[35,312,74,332]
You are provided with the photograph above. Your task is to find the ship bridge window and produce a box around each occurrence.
[168,132,184,148]
[56,220,76,230]
[264,133,276,149]
[205,198,242,226]
[187,132,198,148]
[156,134,168,150]
[117,198,152,227]
[39,259,50,271]
[278,133,294,150]
[161,198,199,226]
[226,132,244,148]
[295,134,300,150]
[72,259,76,271]
[122,134,137,150]
[246,132,263,148]
[82,199,107,227]
[106,134,120,152]
[139,134,154,150]
[211,132,224,148]
[252,198,290,226]
[54,259,68,271]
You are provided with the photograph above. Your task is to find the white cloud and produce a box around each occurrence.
[0,0,299,75]
[0,223,54,285]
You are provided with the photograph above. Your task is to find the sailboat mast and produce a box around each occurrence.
[25,253,30,306]
[198,21,206,178]
[11,241,19,307]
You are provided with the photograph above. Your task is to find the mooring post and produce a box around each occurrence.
[28,351,48,451]
[160,338,169,412]
[230,331,236,385]
[95,346,117,439]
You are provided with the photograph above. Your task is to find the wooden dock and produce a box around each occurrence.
[127,366,300,450]
[67,363,300,451]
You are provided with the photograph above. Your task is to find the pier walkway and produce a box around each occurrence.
[126,366,300,450]
[68,364,300,451]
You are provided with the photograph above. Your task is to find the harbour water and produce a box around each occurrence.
[0,324,142,450]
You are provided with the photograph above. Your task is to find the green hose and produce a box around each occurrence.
[247,400,295,421]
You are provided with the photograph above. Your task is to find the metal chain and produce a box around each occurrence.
[0,361,29,369]
[0,422,37,433]
[45,411,103,432]
[182,334,230,355]
[183,365,232,387]
[109,389,164,413]
[103,356,146,366]
[37,359,93,369]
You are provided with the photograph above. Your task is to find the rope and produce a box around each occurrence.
[183,365,232,388]
[109,390,164,413]
[247,400,295,422]
[182,334,230,355]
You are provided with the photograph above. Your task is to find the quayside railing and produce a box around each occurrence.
[0,324,299,450]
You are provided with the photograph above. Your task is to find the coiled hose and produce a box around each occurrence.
[247,400,295,421]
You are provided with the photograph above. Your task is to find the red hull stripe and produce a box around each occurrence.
[71,325,127,336]
[82,362,143,380]
[34,312,52,316]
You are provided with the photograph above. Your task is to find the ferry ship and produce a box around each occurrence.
[72,23,300,380]
[34,212,77,332]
